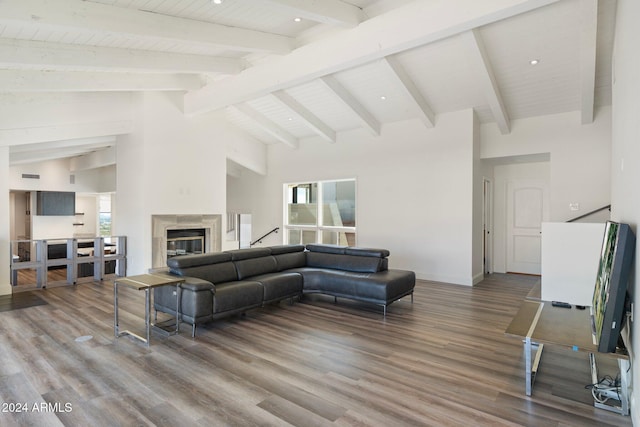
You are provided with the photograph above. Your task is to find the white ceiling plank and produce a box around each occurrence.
[233,104,299,149]
[580,0,598,124]
[9,136,115,153]
[184,0,560,115]
[0,120,133,146]
[380,57,435,128]
[0,70,205,92]
[70,146,116,171]
[0,38,243,75]
[319,76,380,136]
[0,0,292,54]
[271,91,336,143]
[257,0,364,27]
[10,144,113,165]
[464,29,510,134]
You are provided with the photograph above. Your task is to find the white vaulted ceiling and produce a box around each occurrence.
[0,0,617,163]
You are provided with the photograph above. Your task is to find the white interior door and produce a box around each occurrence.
[483,178,493,274]
[506,179,549,274]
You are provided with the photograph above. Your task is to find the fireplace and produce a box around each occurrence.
[151,214,221,269]
[167,228,205,259]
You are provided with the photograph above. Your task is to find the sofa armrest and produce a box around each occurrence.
[181,277,215,293]
[154,276,214,321]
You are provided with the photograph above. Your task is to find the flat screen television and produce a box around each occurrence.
[36,191,76,216]
[591,221,636,353]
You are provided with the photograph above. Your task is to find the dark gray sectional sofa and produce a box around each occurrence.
[154,244,415,336]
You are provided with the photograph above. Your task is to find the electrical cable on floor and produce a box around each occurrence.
[585,374,621,404]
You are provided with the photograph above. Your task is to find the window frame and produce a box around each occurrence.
[283,178,357,246]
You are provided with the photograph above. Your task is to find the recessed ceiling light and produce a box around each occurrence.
[529,59,540,65]
[287,117,293,121]
[294,17,302,22]
[212,0,223,4]
[380,95,387,101]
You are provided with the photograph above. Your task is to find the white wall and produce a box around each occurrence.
[115,91,267,274]
[10,158,115,193]
[481,109,612,222]
[0,147,10,295]
[471,112,484,283]
[243,110,478,285]
[0,92,132,146]
[541,222,604,306]
[74,195,97,237]
[610,0,640,422]
[32,216,75,240]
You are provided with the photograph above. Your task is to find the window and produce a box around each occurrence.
[285,179,356,246]
[98,194,112,237]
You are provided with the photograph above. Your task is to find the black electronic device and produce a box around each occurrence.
[591,221,636,353]
[36,191,76,216]
[551,301,571,308]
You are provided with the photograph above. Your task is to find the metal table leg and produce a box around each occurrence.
[524,337,543,396]
[114,281,119,337]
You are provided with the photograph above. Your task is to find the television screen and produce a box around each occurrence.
[591,221,636,353]
[36,191,76,216]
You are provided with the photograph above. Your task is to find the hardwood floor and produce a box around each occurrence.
[0,274,631,426]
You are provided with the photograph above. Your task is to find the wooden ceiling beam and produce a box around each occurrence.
[185,0,560,116]
[380,57,435,128]
[233,104,300,149]
[0,0,292,54]
[464,29,510,134]
[319,76,380,136]
[0,38,243,75]
[271,91,336,143]
[0,70,205,92]
[579,0,598,124]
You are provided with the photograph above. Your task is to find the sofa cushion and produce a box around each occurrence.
[173,262,237,284]
[306,252,384,273]
[269,244,305,255]
[213,281,263,314]
[168,252,232,269]
[344,247,390,258]
[306,244,346,254]
[296,268,414,305]
[251,272,303,302]
[228,247,272,261]
[351,270,415,303]
[294,268,357,296]
[274,251,307,271]
[234,256,278,280]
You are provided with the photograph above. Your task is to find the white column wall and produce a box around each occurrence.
[610,0,640,422]
[471,112,484,284]
[248,110,477,285]
[115,91,267,274]
[0,147,10,295]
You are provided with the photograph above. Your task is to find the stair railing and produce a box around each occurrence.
[250,227,280,246]
[566,205,611,223]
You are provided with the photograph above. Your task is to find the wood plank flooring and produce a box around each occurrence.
[0,292,48,313]
[0,274,631,426]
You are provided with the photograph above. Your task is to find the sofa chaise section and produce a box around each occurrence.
[293,244,414,315]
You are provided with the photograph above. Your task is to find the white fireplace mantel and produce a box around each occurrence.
[151,214,222,269]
